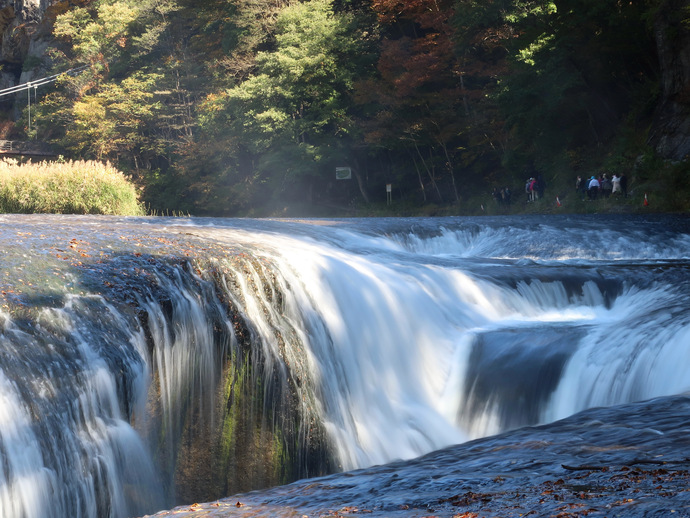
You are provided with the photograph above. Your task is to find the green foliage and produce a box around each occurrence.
[43,71,162,159]
[189,0,370,213]
[224,0,360,149]
[493,0,657,172]
[43,0,183,167]
[23,0,686,215]
[53,1,137,64]
[0,159,145,215]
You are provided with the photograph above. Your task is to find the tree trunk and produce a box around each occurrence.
[413,140,443,202]
[406,147,427,202]
[440,141,459,202]
[351,157,370,204]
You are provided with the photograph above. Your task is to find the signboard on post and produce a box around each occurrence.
[335,167,352,180]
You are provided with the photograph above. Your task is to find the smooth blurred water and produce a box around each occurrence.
[0,213,688,518]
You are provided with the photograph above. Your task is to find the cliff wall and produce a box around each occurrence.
[648,0,690,161]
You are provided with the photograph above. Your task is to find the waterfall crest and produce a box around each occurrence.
[0,214,688,517]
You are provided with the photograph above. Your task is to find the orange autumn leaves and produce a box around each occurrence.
[369,0,457,97]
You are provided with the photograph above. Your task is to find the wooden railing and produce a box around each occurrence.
[0,140,56,156]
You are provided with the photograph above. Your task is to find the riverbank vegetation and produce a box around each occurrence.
[5,0,690,217]
[0,159,145,215]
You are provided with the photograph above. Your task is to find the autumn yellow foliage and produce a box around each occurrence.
[0,159,145,215]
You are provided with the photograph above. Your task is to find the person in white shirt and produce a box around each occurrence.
[587,176,600,200]
[612,174,622,195]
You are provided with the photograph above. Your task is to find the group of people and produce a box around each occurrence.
[524,175,545,202]
[576,173,627,200]
[491,186,512,205]
[489,171,628,208]
[490,174,545,207]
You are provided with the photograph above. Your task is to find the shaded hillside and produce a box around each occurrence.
[0,0,688,216]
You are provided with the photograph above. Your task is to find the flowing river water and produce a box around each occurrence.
[0,214,689,517]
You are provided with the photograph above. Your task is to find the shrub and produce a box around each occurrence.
[0,159,145,215]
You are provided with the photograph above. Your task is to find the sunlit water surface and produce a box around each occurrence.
[0,213,688,518]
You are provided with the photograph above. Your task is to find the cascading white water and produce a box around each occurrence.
[138,268,228,476]
[212,231,490,470]
[0,296,164,518]
[0,214,689,518]
[0,367,52,518]
[544,283,690,422]
[200,215,690,468]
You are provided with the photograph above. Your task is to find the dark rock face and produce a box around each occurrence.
[0,0,54,91]
[648,0,690,161]
[0,0,50,61]
[144,394,690,518]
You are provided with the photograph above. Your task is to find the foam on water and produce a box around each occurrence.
[0,214,688,517]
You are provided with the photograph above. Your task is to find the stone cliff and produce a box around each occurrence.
[0,0,54,86]
[648,0,690,161]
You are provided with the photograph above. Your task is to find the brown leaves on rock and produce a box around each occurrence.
[444,491,492,507]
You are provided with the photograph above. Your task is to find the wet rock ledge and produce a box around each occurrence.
[143,394,690,517]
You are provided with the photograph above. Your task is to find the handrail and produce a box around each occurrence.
[0,65,88,99]
[0,139,55,155]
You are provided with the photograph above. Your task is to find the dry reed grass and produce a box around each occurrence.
[0,158,145,215]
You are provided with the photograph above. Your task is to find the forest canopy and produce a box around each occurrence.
[13,0,687,216]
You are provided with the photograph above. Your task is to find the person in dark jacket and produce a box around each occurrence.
[576,175,587,200]
[601,174,612,198]
[620,174,628,197]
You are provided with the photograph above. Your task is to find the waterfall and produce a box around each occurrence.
[0,296,162,518]
[0,214,688,518]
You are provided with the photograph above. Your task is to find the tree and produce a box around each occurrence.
[194,0,371,212]
[489,0,657,171]
[40,0,177,163]
[355,0,468,203]
[30,0,667,214]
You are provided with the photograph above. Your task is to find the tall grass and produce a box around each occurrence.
[0,158,145,215]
